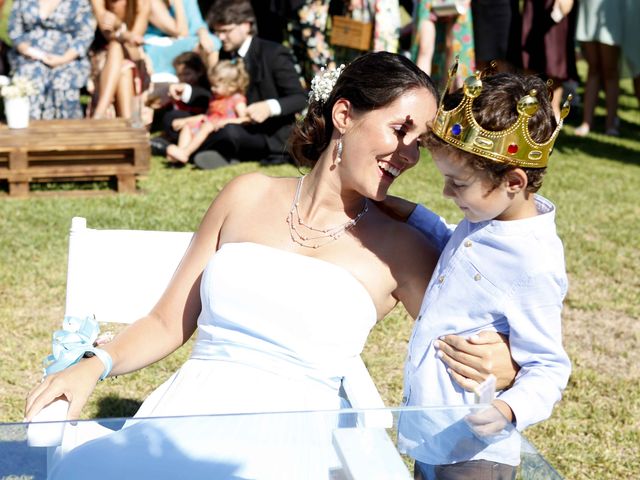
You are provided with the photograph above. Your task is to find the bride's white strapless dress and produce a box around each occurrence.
[50,242,377,479]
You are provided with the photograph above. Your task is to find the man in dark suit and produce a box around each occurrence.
[165,0,307,169]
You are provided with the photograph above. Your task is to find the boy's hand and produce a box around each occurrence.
[464,401,513,438]
[436,331,519,391]
[374,195,418,222]
[168,83,187,101]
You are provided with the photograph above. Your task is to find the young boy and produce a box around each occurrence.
[397,68,572,479]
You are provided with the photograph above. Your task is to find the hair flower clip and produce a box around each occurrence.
[308,64,345,105]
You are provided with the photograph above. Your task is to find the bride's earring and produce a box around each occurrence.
[335,136,343,165]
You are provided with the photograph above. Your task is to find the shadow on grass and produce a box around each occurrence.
[555,123,640,167]
[96,395,142,418]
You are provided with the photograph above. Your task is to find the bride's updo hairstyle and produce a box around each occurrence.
[290,51,438,168]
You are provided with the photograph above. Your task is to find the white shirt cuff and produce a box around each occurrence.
[181,84,193,103]
[266,99,281,117]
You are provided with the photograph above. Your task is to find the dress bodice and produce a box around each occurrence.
[50,242,379,479]
[193,242,377,388]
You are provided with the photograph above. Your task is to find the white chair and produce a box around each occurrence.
[27,217,401,478]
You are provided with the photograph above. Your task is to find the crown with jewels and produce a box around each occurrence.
[432,60,572,168]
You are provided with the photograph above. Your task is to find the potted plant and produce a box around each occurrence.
[0,75,37,129]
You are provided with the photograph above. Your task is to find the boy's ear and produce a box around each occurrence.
[504,168,528,193]
[331,98,351,134]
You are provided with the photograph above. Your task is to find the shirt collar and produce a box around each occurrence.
[483,194,557,235]
[237,36,252,58]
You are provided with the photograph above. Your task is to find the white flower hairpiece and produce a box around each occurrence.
[308,64,345,105]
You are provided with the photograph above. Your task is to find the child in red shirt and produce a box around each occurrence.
[166,59,249,164]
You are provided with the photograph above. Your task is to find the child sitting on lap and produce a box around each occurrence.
[166,59,249,165]
[399,66,572,479]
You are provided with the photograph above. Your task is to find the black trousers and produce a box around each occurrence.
[415,459,517,480]
[162,111,271,162]
[198,124,270,162]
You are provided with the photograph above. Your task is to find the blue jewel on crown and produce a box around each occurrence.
[451,123,462,136]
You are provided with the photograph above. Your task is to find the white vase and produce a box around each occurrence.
[4,96,30,129]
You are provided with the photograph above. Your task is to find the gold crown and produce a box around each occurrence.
[433,60,572,168]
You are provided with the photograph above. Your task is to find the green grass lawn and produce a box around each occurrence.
[1,79,639,478]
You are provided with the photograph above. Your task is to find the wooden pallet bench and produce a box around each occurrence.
[0,119,150,197]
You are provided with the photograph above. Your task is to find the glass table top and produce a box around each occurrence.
[1,404,561,479]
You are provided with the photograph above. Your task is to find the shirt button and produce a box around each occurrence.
[438,275,445,283]
[464,240,472,247]
[417,314,422,322]
[402,396,408,404]
[474,273,482,281]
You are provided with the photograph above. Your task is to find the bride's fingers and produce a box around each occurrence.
[446,366,480,391]
[438,352,485,384]
[439,334,494,360]
[437,337,494,374]
[67,392,91,421]
[25,376,53,417]
[436,341,489,376]
[25,388,62,421]
[467,330,506,345]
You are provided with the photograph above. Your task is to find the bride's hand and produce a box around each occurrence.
[435,331,519,391]
[25,357,104,421]
[374,195,417,222]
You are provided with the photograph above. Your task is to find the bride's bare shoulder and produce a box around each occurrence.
[215,173,296,204]
[199,173,296,232]
[223,172,293,193]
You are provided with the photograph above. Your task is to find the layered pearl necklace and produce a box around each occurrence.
[286,176,369,249]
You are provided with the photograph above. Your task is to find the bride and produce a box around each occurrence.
[26,52,514,479]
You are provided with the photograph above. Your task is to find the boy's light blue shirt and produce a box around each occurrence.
[400,195,571,465]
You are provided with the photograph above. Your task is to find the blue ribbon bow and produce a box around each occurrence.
[43,315,102,377]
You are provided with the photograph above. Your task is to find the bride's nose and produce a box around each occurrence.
[398,139,420,167]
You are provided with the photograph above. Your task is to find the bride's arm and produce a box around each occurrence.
[383,199,519,392]
[25,174,251,420]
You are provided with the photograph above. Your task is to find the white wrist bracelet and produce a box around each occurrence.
[85,348,113,381]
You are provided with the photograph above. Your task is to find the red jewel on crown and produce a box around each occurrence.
[507,143,519,154]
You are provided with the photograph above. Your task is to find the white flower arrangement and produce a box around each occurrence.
[308,64,345,105]
[0,75,38,100]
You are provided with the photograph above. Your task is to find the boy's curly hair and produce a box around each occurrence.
[422,73,557,193]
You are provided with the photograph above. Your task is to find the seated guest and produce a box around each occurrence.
[149,51,210,154]
[166,59,249,165]
[8,0,96,119]
[163,0,307,169]
[173,50,209,88]
[0,0,9,77]
[143,0,220,82]
[146,51,208,110]
[89,0,151,119]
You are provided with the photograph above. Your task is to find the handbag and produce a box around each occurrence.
[431,0,467,18]
[330,15,373,51]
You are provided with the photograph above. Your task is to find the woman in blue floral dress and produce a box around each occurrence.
[8,0,96,119]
